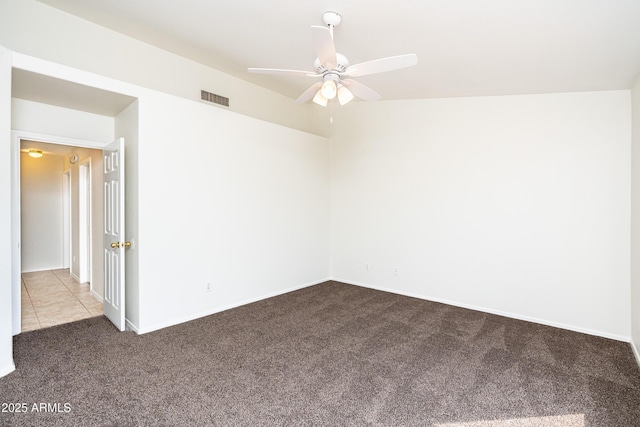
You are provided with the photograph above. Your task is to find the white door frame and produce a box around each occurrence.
[62,170,71,269]
[10,130,108,336]
[78,158,92,284]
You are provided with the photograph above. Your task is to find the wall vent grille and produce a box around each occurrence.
[201,90,229,107]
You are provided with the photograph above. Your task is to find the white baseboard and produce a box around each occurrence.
[0,362,16,378]
[135,277,332,335]
[125,318,139,333]
[332,277,630,343]
[21,267,65,273]
[90,289,103,303]
[631,339,640,368]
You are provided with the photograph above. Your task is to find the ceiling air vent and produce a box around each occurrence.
[201,90,229,107]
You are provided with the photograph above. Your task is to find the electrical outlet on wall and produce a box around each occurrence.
[206,283,212,292]
[393,268,399,276]
[365,263,370,271]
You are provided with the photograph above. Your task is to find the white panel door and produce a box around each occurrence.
[103,137,126,331]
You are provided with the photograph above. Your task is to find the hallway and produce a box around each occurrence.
[21,269,103,331]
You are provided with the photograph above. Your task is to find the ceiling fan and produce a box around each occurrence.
[248,12,418,107]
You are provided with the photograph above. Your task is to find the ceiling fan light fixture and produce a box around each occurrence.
[28,150,43,158]
[321,79,337,100]
[313,90,328,107]
[337,86,354,105]
[247,12,418,108]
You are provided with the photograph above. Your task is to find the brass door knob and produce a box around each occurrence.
[110,241,131,249]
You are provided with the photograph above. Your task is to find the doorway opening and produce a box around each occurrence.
[14,135,105,333]
[10,68,137,337]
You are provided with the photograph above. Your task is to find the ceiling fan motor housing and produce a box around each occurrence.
[323,73,340,83]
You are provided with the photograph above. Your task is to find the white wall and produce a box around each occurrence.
[20,150,64,272]
[0,46,16,377]
[331,91,631,340]
[136,92,331,332]
[12,98,114,143]
[631,75,640,361]
[0,0,312,134]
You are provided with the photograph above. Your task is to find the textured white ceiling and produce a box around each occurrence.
[36,0,640,101]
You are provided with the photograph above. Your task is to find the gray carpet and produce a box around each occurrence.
[1,281,640,426]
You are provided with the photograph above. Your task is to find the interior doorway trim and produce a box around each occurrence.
[63,170,71,269]
[78,158,92,285]
[11,130,109,336]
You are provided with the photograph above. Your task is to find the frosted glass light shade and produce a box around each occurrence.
[337,86,354,105]
[321,79,337,99]
[313,91,328,107]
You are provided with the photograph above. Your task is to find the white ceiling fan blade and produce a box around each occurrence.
[311,25,337,69]
[342,79,380,101]
[344,54,417,77]
[295,82,323,104]
[248,68,317,77]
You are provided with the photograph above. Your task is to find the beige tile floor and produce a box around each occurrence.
[21,269,103,332]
